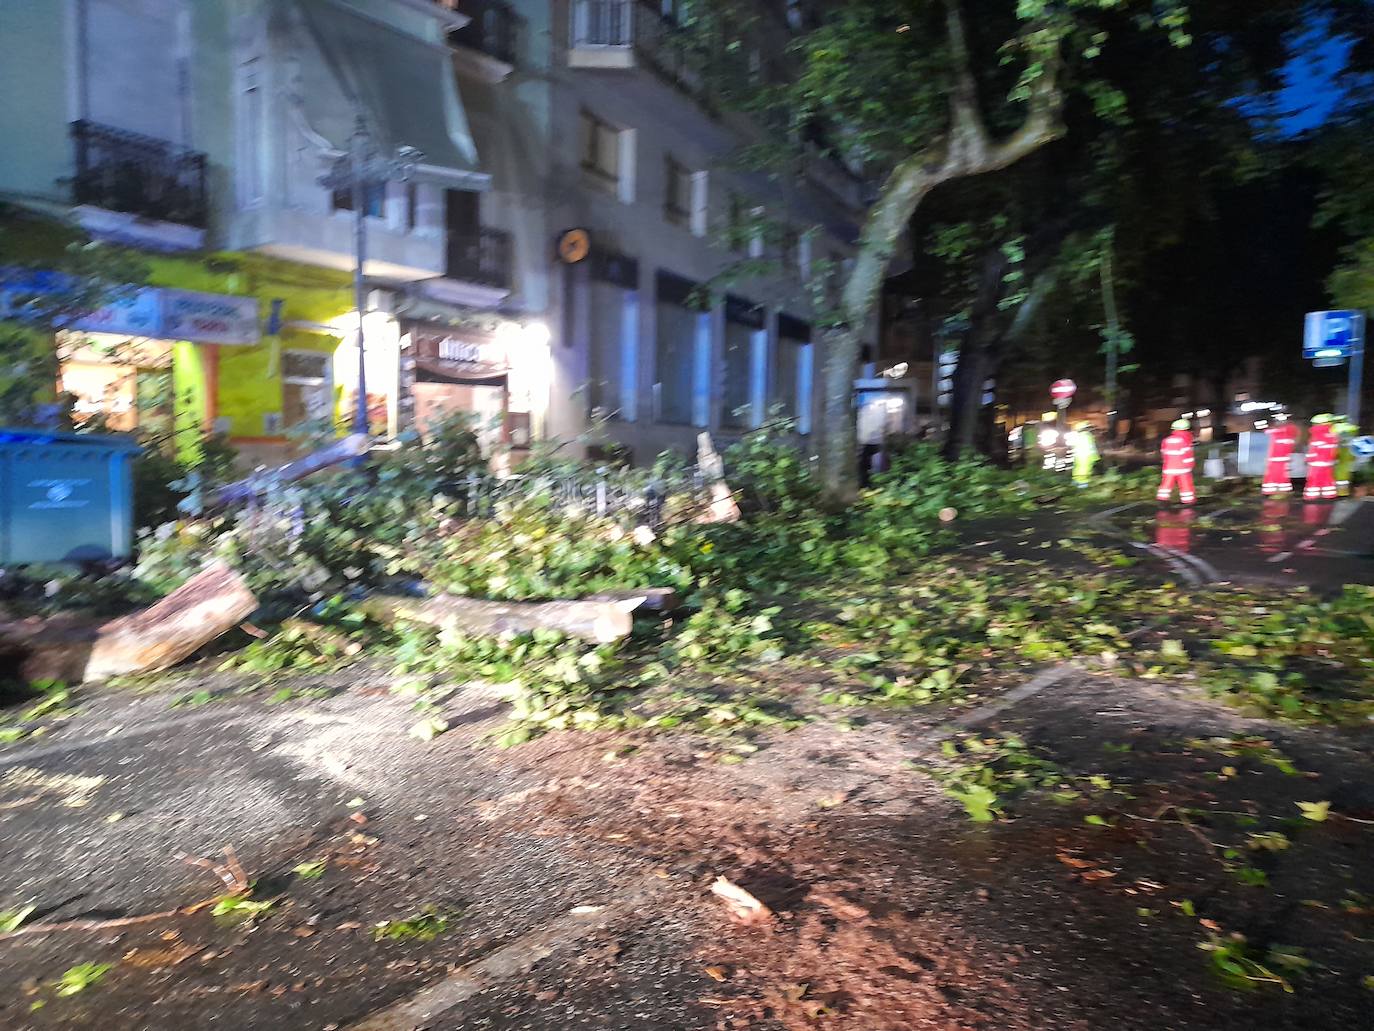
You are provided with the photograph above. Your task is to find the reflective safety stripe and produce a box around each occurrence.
[1308,461,1335,467]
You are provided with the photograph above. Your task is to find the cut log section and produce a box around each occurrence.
[360,592,647,645]
[584,587,681,613]
[0,562,258,684]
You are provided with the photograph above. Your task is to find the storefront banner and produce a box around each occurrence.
[159,289,260,346]
[1,269,261,345]
[1,269,159,336]
[70,287,163,337]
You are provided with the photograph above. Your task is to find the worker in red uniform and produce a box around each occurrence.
[1157,418,1195,505]
[1262,411,1297,495]
[1155,507,1196,553]
[1303,413,1338,501]
[1257,498,1289,556]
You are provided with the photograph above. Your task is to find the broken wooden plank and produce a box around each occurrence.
[206,433,371,511]
[359,592,645,645]
[0,562,258,684]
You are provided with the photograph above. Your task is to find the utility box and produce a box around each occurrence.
[0,428,140,565]
[1236,431,1267,476]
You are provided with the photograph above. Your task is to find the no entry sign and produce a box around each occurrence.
[1050,379,1076,402]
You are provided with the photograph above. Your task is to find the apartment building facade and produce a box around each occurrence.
[539,0,868,459]
[0,0,869,467]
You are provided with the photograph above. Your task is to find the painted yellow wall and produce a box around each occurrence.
[172,340,207,463]
[148,252,352,441]
[0,209,354,446]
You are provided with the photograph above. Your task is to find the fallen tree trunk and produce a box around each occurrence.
[359,592,647,645]
[584,587,680,613]
[205,433,371,511]
[0,562,258,684]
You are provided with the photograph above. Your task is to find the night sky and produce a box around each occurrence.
[1276,28,1354,133]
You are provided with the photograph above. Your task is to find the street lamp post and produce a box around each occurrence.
[1100,230,1121,442]
[318,117,422,435]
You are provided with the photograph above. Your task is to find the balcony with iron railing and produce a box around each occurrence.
[569,0,701,98]
[70,120,209,228]
[445,227,513,291]
[447,0,518,67]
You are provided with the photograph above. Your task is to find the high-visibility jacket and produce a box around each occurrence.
[1072,432,1099,473]
[1161,430,1194,474]
[1306,426,1338,471]
[1265,423,1297,463]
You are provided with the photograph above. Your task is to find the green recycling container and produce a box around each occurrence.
[0,428,140,565]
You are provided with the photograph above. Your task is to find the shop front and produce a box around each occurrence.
[2,278,262,445]
[398,314,552,469]
[403,320,515,460]
[57,331,173,434]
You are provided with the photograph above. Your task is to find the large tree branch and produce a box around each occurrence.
[987,46,1066,170]
[943,0,991,168]
[816,16,1069,498]
[838,154,938,327]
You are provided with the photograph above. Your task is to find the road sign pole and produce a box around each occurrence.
[1349,343,1364,427]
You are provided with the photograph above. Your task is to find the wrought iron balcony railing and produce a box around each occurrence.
[570,0,700,95]
[70,120,209,228]
[446,227,513,290]
[448,0,518,65]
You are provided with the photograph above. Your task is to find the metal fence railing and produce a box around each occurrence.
[457,468,707,528]
[70,120,209,228]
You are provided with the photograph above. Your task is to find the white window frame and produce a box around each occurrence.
[234,58,264,209]
[748,205,766,259]
[579,111,634,202]
[689,171,709,238]
[664,154,692,227]
[281,349,334,426]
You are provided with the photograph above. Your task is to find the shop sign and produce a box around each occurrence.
[0,269,158,337]
[1,268,260,345]
[70,287,163,337]
[412,328,509,379]
[159,289,260,345]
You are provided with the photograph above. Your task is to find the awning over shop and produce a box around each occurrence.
[295,0,489,190]
[414,357,508,386]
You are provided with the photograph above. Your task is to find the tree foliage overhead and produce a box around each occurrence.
[683,0,1193,495]
[907,0,1347,446]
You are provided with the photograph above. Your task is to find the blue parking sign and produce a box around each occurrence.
[1304,310,1365,360]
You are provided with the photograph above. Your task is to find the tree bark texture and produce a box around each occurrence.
[0,562,258,684]
[359,592,649,646]
[945,259,1059,458]
[816,2,1066,500]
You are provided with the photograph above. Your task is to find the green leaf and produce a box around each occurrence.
[1297,801,1331,822]
[945,783,998,822]
[211,894,275,919]
[54,962,113,997]
[410,717,450,742]
[0,904,36,934]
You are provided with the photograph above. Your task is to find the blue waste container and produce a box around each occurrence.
[0,428,141,565]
